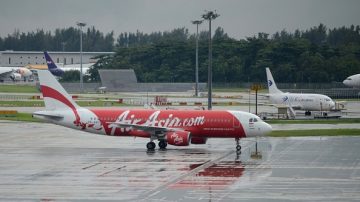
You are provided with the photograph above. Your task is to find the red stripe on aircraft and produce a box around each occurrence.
[41,85,81,126]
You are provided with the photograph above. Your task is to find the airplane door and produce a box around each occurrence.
[233,116,240,128]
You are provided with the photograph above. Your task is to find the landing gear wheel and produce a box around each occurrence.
[236,145,241,151]
[146,142,156,150]
[235,138,242,155]
[158,140,167,149]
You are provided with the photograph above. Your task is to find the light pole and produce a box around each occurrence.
[202,10,219,110]
[76,22,86,93]
[192,20,202,97]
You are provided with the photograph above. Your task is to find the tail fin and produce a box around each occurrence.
[266,67,282,94]
[37,70,81,111]
[44,51,58,70]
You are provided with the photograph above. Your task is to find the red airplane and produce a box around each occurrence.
[33,70,272,152]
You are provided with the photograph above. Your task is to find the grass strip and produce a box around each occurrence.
[0,112,42,122]
[0,85,39,93]
[0,100,129,107]
[266,118,360,124]
[270,129,360,137]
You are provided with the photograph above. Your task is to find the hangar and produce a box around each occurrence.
[0,51,114,67]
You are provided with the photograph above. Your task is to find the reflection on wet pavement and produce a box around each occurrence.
[0,121,359,201]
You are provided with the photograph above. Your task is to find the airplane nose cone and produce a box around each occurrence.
[343,80,349,86]
[262,122,272,135]
[330,101,336,110]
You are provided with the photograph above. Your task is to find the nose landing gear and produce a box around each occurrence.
[235,138,241,155]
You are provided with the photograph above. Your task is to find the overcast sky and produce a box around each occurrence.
[0,0,359,39]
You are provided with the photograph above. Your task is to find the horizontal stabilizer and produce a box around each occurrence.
[33,111,64,119]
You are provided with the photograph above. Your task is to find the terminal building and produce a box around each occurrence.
[0,51,114,67]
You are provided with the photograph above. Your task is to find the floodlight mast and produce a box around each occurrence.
[202,10,219,110]
[191,20,203,97]
[76,22,86,93]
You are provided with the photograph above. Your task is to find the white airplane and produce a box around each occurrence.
[266,67,335,116]
[33,70,272,152]
[343,74,360,88]
[0,67,33,82]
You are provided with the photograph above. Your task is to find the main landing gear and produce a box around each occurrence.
[146,142,156,150]
[146,140,167,151]
[158,140,167,150]
[235,138,241,155]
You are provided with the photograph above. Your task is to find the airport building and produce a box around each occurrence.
[0,51,114,67]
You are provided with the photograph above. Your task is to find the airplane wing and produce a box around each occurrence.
[108,122,180,133]
[0,68,15,81]
[0,69,13,77]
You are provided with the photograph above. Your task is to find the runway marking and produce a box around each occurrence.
[97,166,126,177]
[82,162,102,170]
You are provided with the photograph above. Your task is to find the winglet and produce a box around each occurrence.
[266,67,282,94]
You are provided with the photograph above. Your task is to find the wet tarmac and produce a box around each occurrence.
[0,121,360,201]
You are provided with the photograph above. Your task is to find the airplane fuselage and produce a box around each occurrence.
[34,108,270,139]
[343,74,360,88]
[269,93,335,111]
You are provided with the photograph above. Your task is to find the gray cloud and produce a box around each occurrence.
[0,0,359,39]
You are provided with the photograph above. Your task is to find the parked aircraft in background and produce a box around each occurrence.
[44,51,65,77]
[266,67,335,117]
[0,67,32,82]
[343,74,360,88]
[33,70,272,152]
[26,52,94,75]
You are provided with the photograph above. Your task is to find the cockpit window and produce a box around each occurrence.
[347,78,352,80]
[325,98,331,101]
[249,118,258,123]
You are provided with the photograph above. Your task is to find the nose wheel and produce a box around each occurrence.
[235,138,241,155]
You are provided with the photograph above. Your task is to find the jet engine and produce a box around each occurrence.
[191,137,207,144]
[10,73,21,81]
[16,68,32,77]
[166,131,190,146]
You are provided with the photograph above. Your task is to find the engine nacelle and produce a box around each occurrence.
[10,73,21,81]
[166,131,190,146]
[191,137,207,144]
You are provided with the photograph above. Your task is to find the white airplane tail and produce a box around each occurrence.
[37,70,81,111]
[266,67,282,94]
